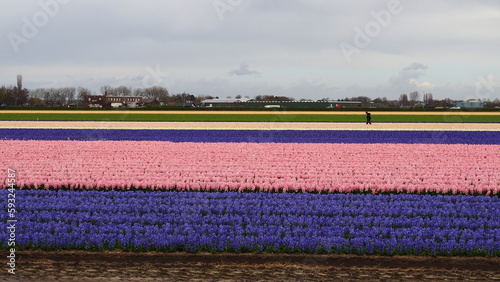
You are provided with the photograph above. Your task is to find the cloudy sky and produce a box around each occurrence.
[1,0,499,101]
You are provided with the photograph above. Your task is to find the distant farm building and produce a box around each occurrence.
[106,96,143,108]
[143,98,161,107]
[83,94,159,108]
[456,101,485,108]
[202,98,251,108]
[85,95,105,108]
[201,98,363,109]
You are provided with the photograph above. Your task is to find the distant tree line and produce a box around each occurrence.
[98,85,204,105]
[1,75,499,108]
[0,75,29,106]
[29,87,83,107]
[254,95,294,102]
[338,91,500,108]
[9,82,199,107]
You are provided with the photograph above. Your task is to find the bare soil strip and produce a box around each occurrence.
[4,250,499,281]
[1,121,499,131]
[1,110,499,115]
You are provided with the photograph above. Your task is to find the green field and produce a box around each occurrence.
[0,112,499,123]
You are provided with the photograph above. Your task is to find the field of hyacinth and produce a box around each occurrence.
[1,122,499,256]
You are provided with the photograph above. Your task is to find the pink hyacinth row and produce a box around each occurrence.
[1,140,499,195]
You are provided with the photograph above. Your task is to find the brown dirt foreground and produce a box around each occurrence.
[2,250,499,281]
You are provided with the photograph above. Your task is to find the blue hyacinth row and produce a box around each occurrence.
[2,189,499,256]
[0,128,499,144]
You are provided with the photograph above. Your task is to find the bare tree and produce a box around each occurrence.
[382,97,388,105]
[77,87,91,99]
[133,88,145,97]
[15,74,28,106]
[29,87,77,106]
[76,87,91,106]
[60,87,76,105]
[143,86,169,101]
[29,88,45,100]
[0,85,16,106]
[51,88,64,105]
[38,88,68,106]
[399,94,409,107]
[114,85,132,96]
[423,92,433,106]
[350,96,372,104]
[409,91,420,107]
[100,85,113,95]
[17,75,22,93]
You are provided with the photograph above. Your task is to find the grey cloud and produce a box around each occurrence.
[229,64,260,76]
[0,0,498,102]
[403,63,428,71]
[389,63,428,87]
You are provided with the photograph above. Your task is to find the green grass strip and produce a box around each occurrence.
[0,113,499,123]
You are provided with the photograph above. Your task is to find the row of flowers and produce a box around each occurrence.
[2,190,498,256]
[1,129,499,144]
[1,140,498,195]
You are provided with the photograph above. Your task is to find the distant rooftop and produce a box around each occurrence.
[202,98,251,103]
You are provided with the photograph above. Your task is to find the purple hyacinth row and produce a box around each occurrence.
[2,190,499,256]
[0,129,499,144]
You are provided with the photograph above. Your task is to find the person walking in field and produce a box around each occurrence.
[366,111,372,125]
